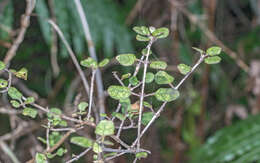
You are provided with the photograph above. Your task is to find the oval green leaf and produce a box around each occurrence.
[8,87,22,100]
[36,153,47,163]
[0,79,8,88]
[136,35,150,41]
[177,64,191,75]
[80,57,98,68]
[22,107,38,118]
[150,61,167,70]
[70,136,93,148]
[155,88,180,102]
[95,120,115,136]
[0,61,5,71]
[133,26,150,36]
[142,112,154,125]
[108,85,131,100]
[98,58,109,67]
[145,72,154,83]
[78,102,88,111]
[206,46,222,56]
[152,27,169,39]
[129,76,139,86]
[204,56,221,64]
[155,71,174,85]
[116,54,136,66]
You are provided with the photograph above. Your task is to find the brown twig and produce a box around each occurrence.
[4,0,36,64]
[169,1,249,73]
[74,0,106,117]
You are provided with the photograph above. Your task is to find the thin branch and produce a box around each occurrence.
[132,102,167,147]
[74,0,106,116]
[0,140,21,163]
[87,69,96,119]
[66,148,91,163]
[169,1,249,73]
[4,0,36,64]
[175,54,206,90]
[48,20,90,97]
[137,38,154,149]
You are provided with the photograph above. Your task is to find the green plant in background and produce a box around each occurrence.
[191,114,260,163]
[0,23,222,162]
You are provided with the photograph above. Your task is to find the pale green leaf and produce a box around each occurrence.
[129,76,139,86]
[177,64,191,75]
[206,46,222,56]
[98,58,109,67]
[10,100,20,108]
[70,136,93,148]
[145,72,154,83]
[8,87,22,100]
[0,79,8,88]
[116,54,136,66]
[78,102,88,111]
[136,152,148,159]
[93,142,102,153]
[0,61,6,71]
[22,107,38,118]
[152,27,169,39]
[95,120,115,136]
[204,56,221,64]
[155,71,174,85]
[36,153,47,163]
[136,35,150,41]
[155,88,180,102]
[150,61,167,70]
[107,85,131,100]
[142,112,154,125]
[80,57,98,68]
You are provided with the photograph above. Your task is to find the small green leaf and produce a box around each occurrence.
[152,27,169,39]
[59,120,67,127]
[177,64,191,75]
[98,58,109,67]
[70,136,93,148]
[78,102,88,112]
[206,46,222,56]
[133,26,150,36]
[141,48,152,56]
[46,153,55,159]
[48,108,62,116]
[150,61,167,70]
[112,112,125,121]
[145,72,154,83]
[107,85,131,100]
[116,54,136,66]
[10,100,20,108]
[155,71,174,85]
[93,142,102,153]
[80,57,98,68]
[22,107,38,118]
[95,120,115,136]
[129,76,139,86]
[14,68,28,80]
[56,148,67,156]
[0,79,8,88]
[100,113,107,117]
[136,35,150,41]
[36,153,47,163]
[143,101,152,108]
[8,87,22,100]
[0,61,6,71]
[142,112,154,125]
[121,73,131,80]
[136,152,148,159]
[204,56,221,64]
[155,88,180,102]
[24,96,35,104]
[192,47,204,55]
